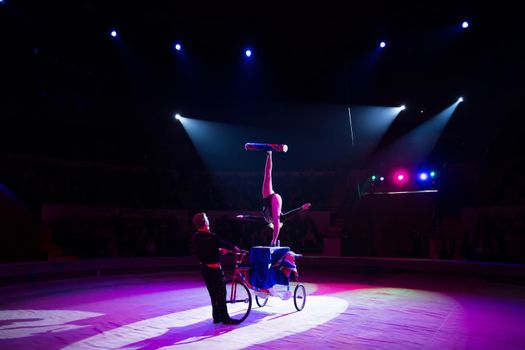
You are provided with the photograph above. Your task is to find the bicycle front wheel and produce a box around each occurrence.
[255,294,268,307]
[225,279,252,322]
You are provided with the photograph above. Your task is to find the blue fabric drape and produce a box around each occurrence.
[249,246,290,289]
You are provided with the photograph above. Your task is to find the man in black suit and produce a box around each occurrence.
[191,212,241,325]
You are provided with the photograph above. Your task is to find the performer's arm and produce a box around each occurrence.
[280,203,311,221]
[271,194,282,246]
[213,233,239,252]
[236,214,267,223]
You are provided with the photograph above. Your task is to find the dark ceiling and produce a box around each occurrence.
[1,1,523,170]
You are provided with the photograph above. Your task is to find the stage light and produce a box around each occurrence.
[393,169,409,184]
[245,49,252,57]
[430,171,436,178]
[174,43,182,51]
[174,113,182,121]
[379,41,386,48]
[110,30,118,38]
[371,175,377,181]
[462,21,469,29]
[379,176,385,181]
[419,172,429,181]
[400,105,406,110]
[458,97,463,103]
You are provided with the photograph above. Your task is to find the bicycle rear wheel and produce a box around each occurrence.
[225,279,252,322]
[293,284,306,311]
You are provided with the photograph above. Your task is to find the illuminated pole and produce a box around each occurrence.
[348,106,355,147]
[344,61,355,147]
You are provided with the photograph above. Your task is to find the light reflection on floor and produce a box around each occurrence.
[0,271,524,350]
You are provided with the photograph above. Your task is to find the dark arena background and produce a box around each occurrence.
[1,1,525,349]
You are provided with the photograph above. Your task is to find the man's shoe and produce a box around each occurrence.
[222,318,241,325]
[213,319,221,324]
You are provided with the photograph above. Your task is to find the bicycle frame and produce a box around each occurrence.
[222,249,252,322]
[222,248,306,322]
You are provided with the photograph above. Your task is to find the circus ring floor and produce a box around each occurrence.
[1,257,524,350]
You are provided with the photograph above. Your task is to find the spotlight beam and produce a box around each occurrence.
[374,101,462,167]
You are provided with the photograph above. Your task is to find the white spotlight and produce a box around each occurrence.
[245,49,252,57]
[379,41,386,48]
[400,105,406,110]
[174,113,182,121]
[174,43,182,51]
[462,21,469,29]
[458,97,464,103]
[110,30,117,38]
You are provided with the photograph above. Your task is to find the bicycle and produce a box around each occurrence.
[222,247,307,323]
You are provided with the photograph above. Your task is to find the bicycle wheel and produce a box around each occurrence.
[293,284,306,311]
[225,279,252,322]
[255,293,269,307]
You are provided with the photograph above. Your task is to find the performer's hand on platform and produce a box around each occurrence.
[302,203,312,210]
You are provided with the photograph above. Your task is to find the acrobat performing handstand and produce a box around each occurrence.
[237,143,312,246]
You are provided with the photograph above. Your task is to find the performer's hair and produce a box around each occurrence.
[193,212,207,228]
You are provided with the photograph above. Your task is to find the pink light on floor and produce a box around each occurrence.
[0,272,523,349]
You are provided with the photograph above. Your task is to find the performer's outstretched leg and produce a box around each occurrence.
[261,151,282,246]
[262,151,274,198]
